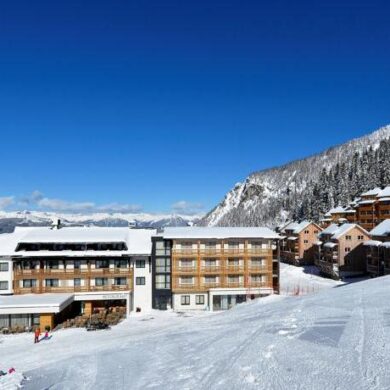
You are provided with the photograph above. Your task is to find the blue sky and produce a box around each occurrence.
[0,0,389,215]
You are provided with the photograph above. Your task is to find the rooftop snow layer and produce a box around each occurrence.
[0,227,156,256]
[377,186,390,198]
[370,220,390,237]
[161,227,280,239]
[361,187,382,197]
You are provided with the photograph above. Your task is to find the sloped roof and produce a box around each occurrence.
[361,187,382,197]
[319,223,368,240]
[370,220,390,237]
[377,186,390,198]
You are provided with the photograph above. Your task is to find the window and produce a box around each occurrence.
[46,260,59,270]
[23,279,37,288]
[136,260,145,268]
[155,240,171,256]
[179,276,194,285]
[95,278,108,286]
[345,247,351,253]
[0,262,9,272]
[95,260,109,269]
[45,279,59,287]
[156,258,170,273]
[181,295,190,305]
[357,235,364,240]
[136,277,146,285]
[0,281,8,290]
[228,275,239,284]
[155,274,170,289]
[196,295,205,305]
[304,230,309,234]
[304,240,309,244]
[179,259,194,269]
[251,258,265,267]
[228,258,240,266]
[74,260,81,270]
[115,259,128,269]
[346,235,352,240]
[204,276,217,284]
[74,278,81,287]
[114,277,127,286]
[314,230,319,234]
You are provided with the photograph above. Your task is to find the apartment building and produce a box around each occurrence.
[315,223,369,279]
[0,224,155,330]
[151,227,281,312]
[280,221,322,265]
[364,219,390,277]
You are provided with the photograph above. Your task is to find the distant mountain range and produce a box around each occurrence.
[200,124,390,227]
[0,211,200,234]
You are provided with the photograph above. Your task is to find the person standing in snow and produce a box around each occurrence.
[34,327,40,343]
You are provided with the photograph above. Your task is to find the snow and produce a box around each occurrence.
[370,220,390,237]
[376,186,390,198]
[358,199,376,205]
[0,227,156,256]
[328,206,346,214]
[320,223,368,240]
[361,187,382,197]
[323,242,338,249]
[363,240,383,247]
[6,264,385,390]
[161,227,280,239]
[318,223,340,236]
[0,294,73,313]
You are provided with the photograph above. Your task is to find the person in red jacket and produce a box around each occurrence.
[34,327,40,343]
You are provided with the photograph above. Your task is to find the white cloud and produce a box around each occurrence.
[171,200,204,215]
[37,197,96,212]
[96,203,143,213]
[0,196,15,210]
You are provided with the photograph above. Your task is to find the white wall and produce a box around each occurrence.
[132,256,152,313]
[0,258,13,294]
[173,293,209,311]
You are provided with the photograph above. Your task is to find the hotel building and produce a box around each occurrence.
[151,227,281,312]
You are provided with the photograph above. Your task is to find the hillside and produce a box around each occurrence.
[1,268,388,389]
[200,124,390,227]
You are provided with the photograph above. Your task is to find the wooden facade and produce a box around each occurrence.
[280,222,322,265]
[316,224,370,279]
[171,239,277,294]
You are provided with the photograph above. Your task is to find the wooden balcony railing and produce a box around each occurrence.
[173,248,272,256]
[13,284,131,295]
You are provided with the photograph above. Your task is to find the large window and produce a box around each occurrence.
[115,259,128,269]
[23,279,37,288]
[95,278,108,286]
[155,240,171,256]
[45,279,59,287]
[181,295,190,305]
[179,276,194,285]
[136,277,146,285]
[96,260,109,269]
[0,262,9,272]
[74,260,81,270]
[196,295,205,305]
[156,258,170,273]
[135,260,145,268]
[0,281,8,290]
[74,278,81,287]
[46,260,59,270]
[114,277,127,286]
[155,274,170,289]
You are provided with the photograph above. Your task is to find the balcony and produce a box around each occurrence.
[226,281,244,288]
[225,265,244,273]
[174,266,197,274]
[13,284,131,294]
[201,266,220,273]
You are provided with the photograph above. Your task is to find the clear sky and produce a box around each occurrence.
[0,0,389,215]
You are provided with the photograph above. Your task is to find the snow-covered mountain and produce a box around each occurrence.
[200,124,390,227]
[0,210,200,233]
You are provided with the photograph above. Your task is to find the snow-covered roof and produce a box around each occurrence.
[319,224,340,237]
[378,197,390,202]
[314,241,323,246]
[0,293,74,315]
[161,227,280,240]
[282,220,314,234]
[364,240,383,247]
[287,236,298,241]
[358,199,376,205]
[370,220,390,237]
[319,223,368,240]
[361,187,382,197]
[0,227,156,257]
[328,206,346,214]
[377,186,390,198]
[323,242,338,249]
[382,242,390,248]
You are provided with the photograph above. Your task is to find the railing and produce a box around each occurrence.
[173,248,271,256]
[175,266,197,273]
[201,266,220,272]
[225,265,244,272]
[13,284,132,294]
[249,265,268,271]
[226,281,244,288]
[201,282,220,288]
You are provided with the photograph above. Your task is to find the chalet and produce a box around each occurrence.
[320,206,357,228]
[151,227,281,312]
[364,219,390,277]
[315,223,369,279]
[280,221,322,265]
